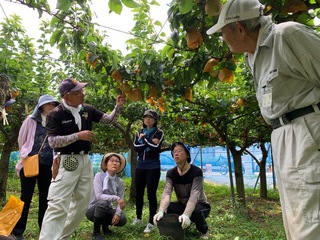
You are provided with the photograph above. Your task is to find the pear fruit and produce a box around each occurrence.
[205,0,222,16]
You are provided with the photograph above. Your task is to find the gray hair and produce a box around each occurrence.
[228,15,272,33]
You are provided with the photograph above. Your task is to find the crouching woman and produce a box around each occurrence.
[86,153,127,240]
[153,142,211,239]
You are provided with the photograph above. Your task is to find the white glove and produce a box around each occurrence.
[179,214,191,229]
[153,210,164,226]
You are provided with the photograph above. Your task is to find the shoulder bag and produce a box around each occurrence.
[22,135,47,177]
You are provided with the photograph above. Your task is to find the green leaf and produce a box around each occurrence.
[177,0,193,14]
[139,82,149,91]
[207,79,215,89]
[154,20,162,27]
[109,0,123,14]
[121,0,141,8]
[225,60,237,71]
[49,28,63,46]
[56,0,71,11]
[296,13,309,24]
[170,29,179,46]
[76,0,85,5]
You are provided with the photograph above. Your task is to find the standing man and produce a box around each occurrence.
[39,78,126,240]
[207,0,320,239]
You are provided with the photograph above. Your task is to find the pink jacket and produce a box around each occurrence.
[15,115,37,173]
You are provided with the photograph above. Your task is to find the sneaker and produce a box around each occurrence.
[143,223,155,233]
[132,218,142,225]
[92,233,105,240]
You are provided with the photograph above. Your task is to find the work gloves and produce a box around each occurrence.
[153,211,191,229]
[178,214,191,229]
[153,210,164,226]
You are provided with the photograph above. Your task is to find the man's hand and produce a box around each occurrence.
[153,210,164,226]
[77,130,94,142]
[116,95,126,107]
[178,214,191,229]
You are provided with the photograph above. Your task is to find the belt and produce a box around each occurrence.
[59,150,89,155]
[270,102,320,130]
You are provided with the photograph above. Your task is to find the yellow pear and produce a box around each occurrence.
[186,27,203,49]
[203,58,220,77]
[205,0,222,16]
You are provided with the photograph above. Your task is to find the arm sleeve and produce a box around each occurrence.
[18,117,29,150]
[100,105,123,124]
[48,133,78,149]
[16,116,35,171]
[159,174,174,212]
[183,176,203,217]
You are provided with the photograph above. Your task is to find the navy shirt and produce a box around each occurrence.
[46,103,104,153]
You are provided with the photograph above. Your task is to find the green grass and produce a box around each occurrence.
[4,176,286,240]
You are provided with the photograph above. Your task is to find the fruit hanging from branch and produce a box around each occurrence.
[186,27,203,49]
[129,88,143,102]
[205,0,222,16]
[111,69,123,84]
[203,58,220,77]
[148,85,158,98]
[218,68,234,83]
[121,82,132,93]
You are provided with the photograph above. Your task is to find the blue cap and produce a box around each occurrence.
[171,142,191,163]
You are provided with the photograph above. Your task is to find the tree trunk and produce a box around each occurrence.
[259,143,268,199]
[231,150,246,206]
[129,147,137,203]
[0,143,14,203]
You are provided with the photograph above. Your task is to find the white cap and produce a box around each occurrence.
[206,0,265,35]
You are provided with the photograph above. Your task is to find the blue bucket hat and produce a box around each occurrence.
[31,94,59,119]
[171,142,191,163]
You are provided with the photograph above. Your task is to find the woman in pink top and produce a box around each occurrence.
[12,95,59,240]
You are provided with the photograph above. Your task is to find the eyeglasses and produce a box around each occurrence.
[67,89,85,96]
[172,149,184,154]
[106,159,121,164]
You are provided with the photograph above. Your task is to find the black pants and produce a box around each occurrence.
[167,201,211,234]
[135,168,161,224]
[86,200,127,226]
[12,164,52,236]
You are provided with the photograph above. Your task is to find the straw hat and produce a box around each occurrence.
[101,153,126,174]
